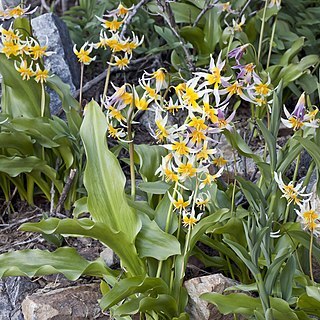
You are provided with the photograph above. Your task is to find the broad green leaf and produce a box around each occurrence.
[295,136,320,169]
[279,37,304,66]
[169,3,201,24]
[204,7,221,52]
[21,218,145,277]
[72,197,88,218]
[80,100,141,242]
[0,155,45,177]
[0,54,49,118]
[180,26,209,55]
[0,247,113,281]
[280,255,296,301]
[0,132,34,155]
[138,181,171,195]
[100,276,169,311]
[200,292,262,315]
[136,214,181,260]
[306,286,320,302]
[297,293,320,317]
[270,81,283,138]
[134,144,167,182]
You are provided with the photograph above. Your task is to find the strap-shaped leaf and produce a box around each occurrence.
[21,218,145,277]
[0,247,113,281]
[80,100,141,244]
[100,276,169,311]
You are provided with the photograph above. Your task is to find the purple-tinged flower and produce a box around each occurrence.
[281,92,318,131]
[228,44,249,63]
[232,63,255,84]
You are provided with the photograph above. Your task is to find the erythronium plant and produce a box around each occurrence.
[1,1,320,320]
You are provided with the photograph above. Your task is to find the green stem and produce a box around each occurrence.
[292,152,301,185]
[257,0,268,64]
[303,161,315,188]
[79,63,84,109]
[266,15,277,69]
[156,181,179,278]
[226,255,235,280]
[310,231,314,283]
[127,106,136,200]
[231,151,237,216]
[103,55,114,100]
[40,82,45,117]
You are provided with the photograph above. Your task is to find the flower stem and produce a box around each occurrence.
[310,231,314,283]
[79,63,84,109]
[40,82,45,117]
[266,15,277,69]
[103,55,114,100]
[257,0,268,64]
[156,180,179,278]
[127,105,136,200]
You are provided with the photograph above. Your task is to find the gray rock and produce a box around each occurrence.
[0,276,40,320]
[1,0,21,9]
[184,273,244,320]
[31,13,80,115]
[22,283,107,320]
[0,279,12,319]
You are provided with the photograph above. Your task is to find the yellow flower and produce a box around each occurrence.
[177,162,197,178]
[14,59,34,80]
[188,117,207,131]
[104,18,123,32]
[171,141,191,156]
[109,53,131,70]
[213,156,228,167]
[34,64,49,84]
[182,210,203,228]
[73,42,96,65]
[1,40,24,58]
[168,190,191,212]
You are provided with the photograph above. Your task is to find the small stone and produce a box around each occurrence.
[22,283,108,320]
[100,247,118,267]
[184,273,244,320]
[31,13,80,115]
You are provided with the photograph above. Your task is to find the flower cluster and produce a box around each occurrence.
[92,3,143,70]
[0,23,52,84]
[103,46,274,228]
[0,4,36,20]
[274,172,311,206]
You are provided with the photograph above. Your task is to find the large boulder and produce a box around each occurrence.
[184,273,245,320]
[31,13,80,115]
[22,283,107,320]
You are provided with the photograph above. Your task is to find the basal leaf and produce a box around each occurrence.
[80,100,141,242]
[0,247,113,281]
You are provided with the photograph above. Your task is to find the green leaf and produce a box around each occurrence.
[0,132,34,155]
[200,292,262,315]
[21,218,145,277]
[72,197,88,218]
[0,247,113,281]
[279,37,304,66]
[280,255,296,301]
[295,136,320,169]
[138,181,171,195]
[0,54,49,118]
[134,144,167,182]
[100,276,169,311]
[204,7,221,52]
[257,119,277,171]
[0,155,45,177]
[80,100,141,243]
[136,214,181,260]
